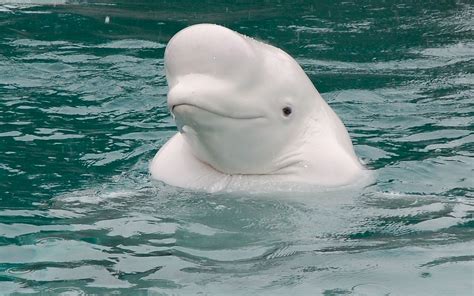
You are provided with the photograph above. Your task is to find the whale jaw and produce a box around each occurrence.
[171,104,284,175]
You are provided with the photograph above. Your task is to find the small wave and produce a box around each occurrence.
[96,39,166,49]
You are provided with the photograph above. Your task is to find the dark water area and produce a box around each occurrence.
[0,1,473,295]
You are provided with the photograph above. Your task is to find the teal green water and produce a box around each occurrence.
[1,1,473,294]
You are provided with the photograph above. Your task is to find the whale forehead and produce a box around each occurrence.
[165,24,259,87]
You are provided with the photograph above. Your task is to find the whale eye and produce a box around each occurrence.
[282,106,292,117]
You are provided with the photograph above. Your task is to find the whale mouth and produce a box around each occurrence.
[171,103,264,120]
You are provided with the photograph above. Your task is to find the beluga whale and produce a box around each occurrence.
[150,24,371,192]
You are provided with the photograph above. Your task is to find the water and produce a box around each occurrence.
[0,0,473,294]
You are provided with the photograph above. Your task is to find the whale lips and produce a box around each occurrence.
[171,103,264,121]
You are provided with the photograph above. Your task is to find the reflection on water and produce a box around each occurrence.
[0,0,473,294]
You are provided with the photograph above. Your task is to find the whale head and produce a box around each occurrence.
[165,24,323,175]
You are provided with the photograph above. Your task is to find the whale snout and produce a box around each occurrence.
[164,24,259,87]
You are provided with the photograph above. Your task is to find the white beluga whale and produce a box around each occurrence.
[150,24,371,192]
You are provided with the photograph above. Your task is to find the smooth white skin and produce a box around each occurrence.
[150,24,370,192]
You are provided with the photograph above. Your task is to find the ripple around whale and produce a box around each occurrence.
[0,1,473,295]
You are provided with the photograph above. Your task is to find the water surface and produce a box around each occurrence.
[0,1,473,295]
